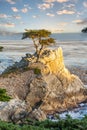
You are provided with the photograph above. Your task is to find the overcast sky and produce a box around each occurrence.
[0,0,87,33]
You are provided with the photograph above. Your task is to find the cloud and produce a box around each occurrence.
[43,0,55,2]
[13,15,21,19]
[0,23,15,28]
[66,4,75,8]
[62,3,75,9]
[76,11,84,17]
[83,1,87,8]
[73,19,83,24]
[6,0,15,4]
[24,4,29,7]
[11,7,28,13]
[5,23,15,28]
[57,9,75,15]
[20,21,24,25]
[11,7,19,12]
[73,18,87,25]
[57,22,67,26]
[0,14,12,19]
[0,14,9,18]
[0,13,21,20]
[21,8,28,13]
[24,4,32,10]
[43,0,68,3]
[56,0,68,3]
[38,3,54,10]
[32,15,39,18]
[46,13,55,17]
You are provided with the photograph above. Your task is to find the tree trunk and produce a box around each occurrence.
[32,38,39,55]
[36,44,44,62]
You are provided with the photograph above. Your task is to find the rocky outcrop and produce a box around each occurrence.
[0,47,87,122]
[26,47,87,114]
[0,70,34,100]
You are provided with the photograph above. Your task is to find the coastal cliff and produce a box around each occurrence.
[0,47,87,122]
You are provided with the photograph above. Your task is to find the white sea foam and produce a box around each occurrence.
[59,103,87,119]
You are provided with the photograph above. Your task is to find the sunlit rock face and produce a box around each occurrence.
[39,47,65,74]
[26,47,86,114]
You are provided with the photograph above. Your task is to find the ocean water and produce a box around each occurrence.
[48,103,87,120]
[0,32,87,41]
[0,33,87,73]
[52,33,87,42]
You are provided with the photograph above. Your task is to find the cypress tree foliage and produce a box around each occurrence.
[81,27,87,33]
[22,29,55,61]
[0,115,87,129]
[0,88,11,101]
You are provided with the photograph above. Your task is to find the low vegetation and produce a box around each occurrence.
[34,68,41,75]
[0,46,3,51]
[0,88,11,101]
[0,115,87,129]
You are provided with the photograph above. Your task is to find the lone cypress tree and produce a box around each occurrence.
[22,29,55,60]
